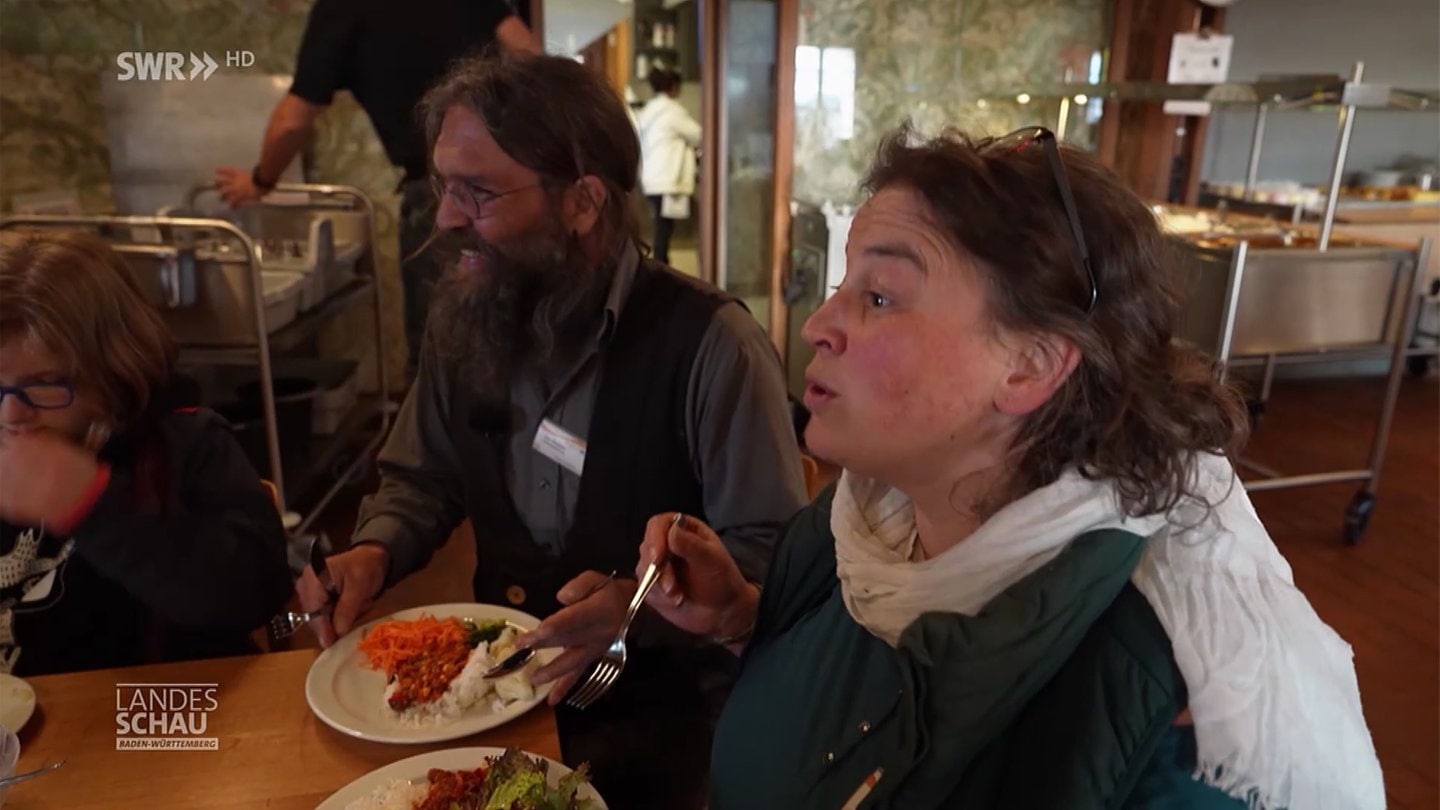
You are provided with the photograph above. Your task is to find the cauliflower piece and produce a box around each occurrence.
[494,670,534,703]
[489,627,519,664]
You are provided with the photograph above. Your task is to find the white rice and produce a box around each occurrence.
[343,777,426,810]
[382,626,536,728]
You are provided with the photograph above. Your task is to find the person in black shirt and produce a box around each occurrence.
[216,0,540,378]
[0,228,292,676]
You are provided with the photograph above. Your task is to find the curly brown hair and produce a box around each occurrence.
[863,124,1248,517]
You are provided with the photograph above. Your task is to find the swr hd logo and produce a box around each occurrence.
[115,50,254,81]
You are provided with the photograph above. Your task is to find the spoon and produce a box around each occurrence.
[0,759,65,787]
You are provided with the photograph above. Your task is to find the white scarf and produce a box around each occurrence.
[833,452,1385,810]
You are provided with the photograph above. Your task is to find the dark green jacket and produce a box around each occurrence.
[710,488,1246,809]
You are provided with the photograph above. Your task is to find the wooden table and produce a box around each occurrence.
[8,649,561,809]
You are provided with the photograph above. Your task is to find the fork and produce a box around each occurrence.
[268,609,327,642]
[564,518,676,710]
[269,536,339,643]
[564,560,661,710]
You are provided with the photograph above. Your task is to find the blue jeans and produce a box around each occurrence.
[399,177,442,380]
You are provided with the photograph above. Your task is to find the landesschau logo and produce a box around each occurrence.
[115,682,220,750]
[115,50,254,82]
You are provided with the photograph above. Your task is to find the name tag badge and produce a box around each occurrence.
[532,418,587,477]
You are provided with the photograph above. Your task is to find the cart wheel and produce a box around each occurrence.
[1343,491,1375,545]
[1246,398,1266,427]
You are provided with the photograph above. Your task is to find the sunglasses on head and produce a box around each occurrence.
[978,126,1098,314]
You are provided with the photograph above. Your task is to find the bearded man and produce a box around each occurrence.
[294,53,807,809]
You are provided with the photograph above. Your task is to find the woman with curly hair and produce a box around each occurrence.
[636,125,1385,809]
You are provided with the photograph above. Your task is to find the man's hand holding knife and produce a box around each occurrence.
[294,539,391,647]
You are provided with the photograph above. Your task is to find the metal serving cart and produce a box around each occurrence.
[0,182,392,535]
[1167,231,1429,544]
[1167,66,1433,544]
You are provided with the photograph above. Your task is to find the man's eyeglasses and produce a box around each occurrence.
[431,176,540,220]
[978,126,1099,314]
[0,382,75,410]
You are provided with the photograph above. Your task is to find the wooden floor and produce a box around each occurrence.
[307,373,1439,807]
[1237,375,1438,809]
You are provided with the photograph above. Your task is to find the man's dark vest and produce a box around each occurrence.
[447,258,734,618]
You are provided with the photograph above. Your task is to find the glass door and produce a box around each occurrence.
[712,0,780,333]
[545,0,790,339]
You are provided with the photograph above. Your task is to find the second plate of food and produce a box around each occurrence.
[317,746,606,809]
[305,603,558,744]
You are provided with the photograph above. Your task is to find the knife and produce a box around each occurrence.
[309,534,340,604]
[482,570,618,679]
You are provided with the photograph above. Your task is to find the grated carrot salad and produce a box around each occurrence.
[356,614,468,677]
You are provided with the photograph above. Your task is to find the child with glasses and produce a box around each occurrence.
[0,228,292,676]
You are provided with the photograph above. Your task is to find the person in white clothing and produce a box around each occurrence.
[637,68,701,263]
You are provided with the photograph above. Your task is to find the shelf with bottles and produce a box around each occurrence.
[637,23,680,52]
[634,1,679,52]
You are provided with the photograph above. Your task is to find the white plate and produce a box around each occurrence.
[305,603,559,744]
[0,674,35,733]
[316,746,607,809]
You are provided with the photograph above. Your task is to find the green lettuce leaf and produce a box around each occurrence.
[479,749,597,810]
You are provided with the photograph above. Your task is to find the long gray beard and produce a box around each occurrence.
[427,226,614,405]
